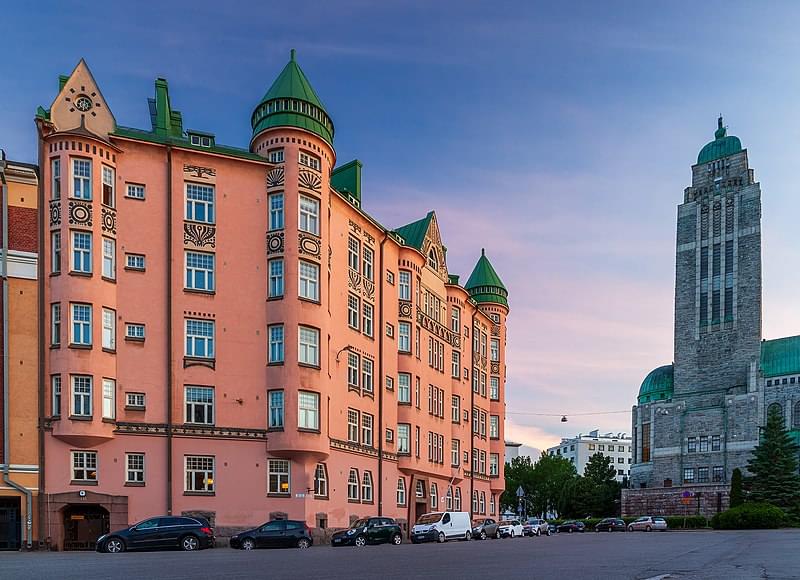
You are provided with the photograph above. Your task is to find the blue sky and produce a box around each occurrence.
[3,1,800,454]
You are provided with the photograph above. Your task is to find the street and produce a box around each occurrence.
[1,529,799,580]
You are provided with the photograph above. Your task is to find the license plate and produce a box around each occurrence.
[333,539,341,543]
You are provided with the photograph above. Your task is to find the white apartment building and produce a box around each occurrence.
[546,429,632,482]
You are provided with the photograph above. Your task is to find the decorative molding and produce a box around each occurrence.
[115,421,267,441]
[348,269,361,293]
[329,437,379,458]
[491,324,501,337]
[183,356,215,370]
[267,232,284,255]
[266,167,284,189]
[398,300,413,319]
[101,207,116,235]
[298,170,321,192]
[490,362,500,375]
[183,164,216,180]
[348,220,361,235]
[298,232,321,259]
[363,231,375,245]
[362,279,375,302]
[184,223,216,248]
[49,200,61,227]
[68,200,92,227]
[416,307,460,348]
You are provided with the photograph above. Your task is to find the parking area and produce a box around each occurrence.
[2,529,799,580]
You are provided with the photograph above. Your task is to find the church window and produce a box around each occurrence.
[641,423,651,463]
[687,437,697,453]
[711,435,721,452]
[793,402,800,428]
[683,468,695,483]
[699,436,709,452]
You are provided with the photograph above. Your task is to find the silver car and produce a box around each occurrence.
[627,516,668,532]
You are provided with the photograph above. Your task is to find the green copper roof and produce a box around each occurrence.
[331,160,362,202]
[251,50,334,145]
[697,116,742,164]
[761,336,800,378]
[394,212,434,251]
[637,364,674,404]
[465,249,508,306]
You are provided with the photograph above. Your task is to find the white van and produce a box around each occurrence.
[411,511,472,543]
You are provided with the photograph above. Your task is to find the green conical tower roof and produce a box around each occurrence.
[251,49,334,145]
[697,116,742,164]
[465,249,508,307]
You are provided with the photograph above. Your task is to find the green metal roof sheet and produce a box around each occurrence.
[112,126,264,162]
[331,160,362,202]
[465,249,508,306]
[393,212,434,251]
[697,116,742,164]
[637,364,674,404]
[760,335,800,378]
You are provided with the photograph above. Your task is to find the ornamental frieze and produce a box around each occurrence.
[348,220,361,235]
[398,300,413,319]
[49,200,61,227]
[68,200,92,227]
[183,164,216,181]
[362,279,375,302]
[329,437,379,458]
[416,307,460,348]
[266,167,284,189]
[184,222,216,248]
[491,324,500,337]
[115,421,267,441]
[363,231,375,245]
[101,207,116,235]
[267,232,284,255]
[298,232,321,259]
[298,169,321,192]
[491,362,500,375]
[348,269,361,292]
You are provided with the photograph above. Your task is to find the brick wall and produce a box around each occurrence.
[622,485,730,517]
[7,206,37,253]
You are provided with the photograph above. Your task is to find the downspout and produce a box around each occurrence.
[469,312,476,520]
[377,232,388,516]
[36,134,47,548]
[166,146,173,515]
[1,153,34,549]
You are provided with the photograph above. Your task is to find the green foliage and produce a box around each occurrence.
[663,516,709,529]
[710,503,786,529]
[730,468,744,508]
[557,454,621,518]
[501,453,577,517]
[746,407,800,511]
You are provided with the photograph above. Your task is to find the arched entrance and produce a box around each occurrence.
[63,505,109,551]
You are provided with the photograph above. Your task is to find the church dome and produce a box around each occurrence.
[697,116,742,164]
[637,364,673,404]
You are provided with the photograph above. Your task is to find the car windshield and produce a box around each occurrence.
[416,513,443,525]
[351,519,369,528]
[472,520,484,526]
[499,521,513,526]
[635,517,649,522]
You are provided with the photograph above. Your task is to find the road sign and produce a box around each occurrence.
[516,486,525,498]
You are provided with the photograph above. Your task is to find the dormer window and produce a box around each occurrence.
[299,151,320,171]
[188,131,214,148]
[427,248,439,271]
[268,148,284,163]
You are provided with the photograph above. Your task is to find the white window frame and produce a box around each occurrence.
[298,194,319,236]
[185,318,214,359]
[396,478,406,506]
[398,322,411,353]
[362,413,373,447]
[125,253,145,270]
[71,375,92,417]
[268,324,284,363]
[126,453,145,484]
[398,271,411,300]
[101,378,115,420]
[347,294,360,329]
[268,258,284,298]
[185,455,215,493]
[71,450,97,481]
[51,158,61,200]
[185,251,215,292]
[397,424,410,454]
[298,390,320,430]
[298,326,319,367]
[347,352,360,390]
[362,358,374,394]
[268,458,290,495]
[101,308,116,350]
[490,376,500,401]
[269,192,284,230]
[185,385,214,425]
[268,390,284,429]
[51,303,61,347]
[268,148,284,164]
[71,231,92,274]
[71,158,92,200]
[361,471,373,502]
[51,231,61,274]
[126,392,145,409]
[185,183,215,223]
[398,373,411,404]
[362,302,373,337]
[314,463,328,497]
[125,183,145,200]
[101,238,115,279]
[102,165,115,207]
[347,468,360,501]
[298,260,319,301]
[51,375,62,416]
[490,338,500,362]
[347,408,359,443]
[70,303,92,346]
[125,323,145,340]
[299,151,321,171]
[362,246,374,281]
[348,237,360,272]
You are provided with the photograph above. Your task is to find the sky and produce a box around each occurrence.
[3,1,800,457]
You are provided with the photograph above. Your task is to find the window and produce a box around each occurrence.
[51,158,61,200]
[71,375,92,417]
[362,471,373,502]
[362,414,374,447]
[427,248,439,271]
[490,415,499,439]
[451,307,460,333]
[397,424,410,454]
[185,183,215,223]
[125,453,145,484]
[490,376,500,401]
[396,478,406,506]
[298,326,319,366]
[51,231,61,274]
[126,392,145,409]
[687,437,697,453]
[641,422,651,462]
[125,323,145,340]
[72,158,91,199]
[186,251,214,291]
[348,237,360,272]
[347,294,360,329]
[314,463,328,497]
[125,253,145,270]
[298,260,319,301]
[102,308,116,350]
[347,353,360,390]
[454,487,462,511]
[268,459,290,494]
[102,166,115,207]
[268,390,284,429]
[102,378,115,420]
[490,494,496,515]
[490,453,499,476]
[480,372,487,397]
[347,409,360,443]
[398,373,411,404]
[362,247,374,280]
[479,492,486,514]
[490,338,500,362]
[698,467,709,483]
[398,322,411,352]
[398,271,411,301]
[71,451,97,482]
[299,151,320,171]
[386,323,394,338]
[298,390,319,430]
[347,468,359,501]
[126,183,145,199]
[51,375,62,416]
[51,303,61,346]
[268,259,284,298]
[386,428,394,443]
[298,195,319,235]
[268,324,284,363]
[185,386,214,424]
[185,319,214,358]
[699,436,709,453]
[71,303,92,346]
[794,403,800,428]
[452,395,460,423]
[71,231,92,273]
[768,402,784,422]
[452,351,461,378]
[362,358,374,394]
[431,483,438,509]
[362,303,373,337]
[386,270,395,285]
[268,148,284,163]
[683,467,695,483]
[451,439,460,466]
[713,466,724,482]
[185,456,215,493]
[268,192,284,230]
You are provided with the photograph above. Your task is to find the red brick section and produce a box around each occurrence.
[7,206,37,253]
[0,290,4,464]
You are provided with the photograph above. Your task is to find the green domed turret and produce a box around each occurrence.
[637,364,673,405]
[697,116,742,164]
[465,249,508,307]
[251,49,334,145]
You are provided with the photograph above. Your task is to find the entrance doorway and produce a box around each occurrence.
[0,497,21,550]
[63,505,109,551]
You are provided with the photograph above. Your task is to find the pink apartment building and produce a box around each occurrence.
[34,52,509,550]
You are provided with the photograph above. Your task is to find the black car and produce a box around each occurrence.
[331,517,403,547]
[97,516,215,553]
[556,521,585,534]
[595,518,626,532]
[229,520,313,550]
[471,518,500,540]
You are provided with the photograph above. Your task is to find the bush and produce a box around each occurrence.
[710,503,786,529]
[664,516,709,529]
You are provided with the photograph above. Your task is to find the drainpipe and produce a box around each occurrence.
[1,152,34,549]
[377,232,388,516]
[166,146,173,515]
[469,312,476,520]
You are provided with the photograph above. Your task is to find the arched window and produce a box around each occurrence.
[472,491,478,513]
[415,480,425,498]
[314,463,328,498]
[479,492,486,514]
[445,486,453,510]
[490,494,495,515]
[427,248,438,271]
[396,478,406,506]
[454,487,462,511]
[794,402,800,428]
[767,402,784,423]
[347,468,359,501]
[361,471,373,503]
[430,483,438,509]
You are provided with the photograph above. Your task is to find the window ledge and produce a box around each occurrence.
[68,344,92,350]
[49,272,61,278]
[347,499,360,504]
[267,493,291,498]
[124,336,145,343]
[69,415,93,421]
[123,266,146,273]
[102,418,117,424]
[184,357,215,370]
[101,276,117,284]
[124,481,146,487]
[298,297,321,306]
[267,295,284,302]
[124,406,146,412]
[68,271,92,278]
[267,361,284,366]
[49,344,61,350]
[183,491,215,496]
[267,426,284,433]
[298,363,320,371]
[298,427,321,434]
[102,347,116,355]
[70,480,98,486]
[314,495,329,501]
[184,288,216,296]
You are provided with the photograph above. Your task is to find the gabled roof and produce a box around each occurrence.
[393,211,434,251]
[465,249,508,306]
[761,335,800,378]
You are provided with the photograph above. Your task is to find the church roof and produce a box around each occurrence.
[465,249,508,306]
[637,364,674,404]
[761,335,800,378]
[697,116,742,164]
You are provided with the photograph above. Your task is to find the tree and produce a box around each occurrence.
[500,455,536,514]
[558,454,620,518]
[746,406,800,512]
[730,468,744,508]
[500,453,577,517]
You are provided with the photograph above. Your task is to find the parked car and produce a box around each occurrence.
[97,516,214,553]
[556,521,586,534]
[498,519,524,538]
[229,520,313,550]
[595,518,626,532]
[331,517,403,547]
[547,523,558,535]
[471,518,500,540]
[628,516,668,532]
[522,518,550,537]
[411,511,472,543]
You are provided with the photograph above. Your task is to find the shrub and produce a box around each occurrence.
[664,516,709,529]
[710,503,786,529]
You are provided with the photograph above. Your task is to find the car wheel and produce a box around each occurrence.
[297,538,311,549]
[437,532,446,543]
[608,527,613,532]
[495,530,501,539]
[480,531,487,540]
[391,533,402,545]
[536,529,541,537]
[104,537,125,553]
[628,525,634,532]
[354,535,367,547]
[465,531,472,541]
[510,530,515,538]
[568,528,573,534]
[595,528,599,533]
[181,535,200,551]
[241,538,256,551]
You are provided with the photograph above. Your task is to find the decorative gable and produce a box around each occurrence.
[48,59,115,138]
[420,212,448,281]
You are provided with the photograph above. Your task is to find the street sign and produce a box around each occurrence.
[516,485,525,498]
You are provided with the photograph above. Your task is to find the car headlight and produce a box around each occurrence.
[430,526,437,531]
[346,529,356,536]
[230,535,238,540]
